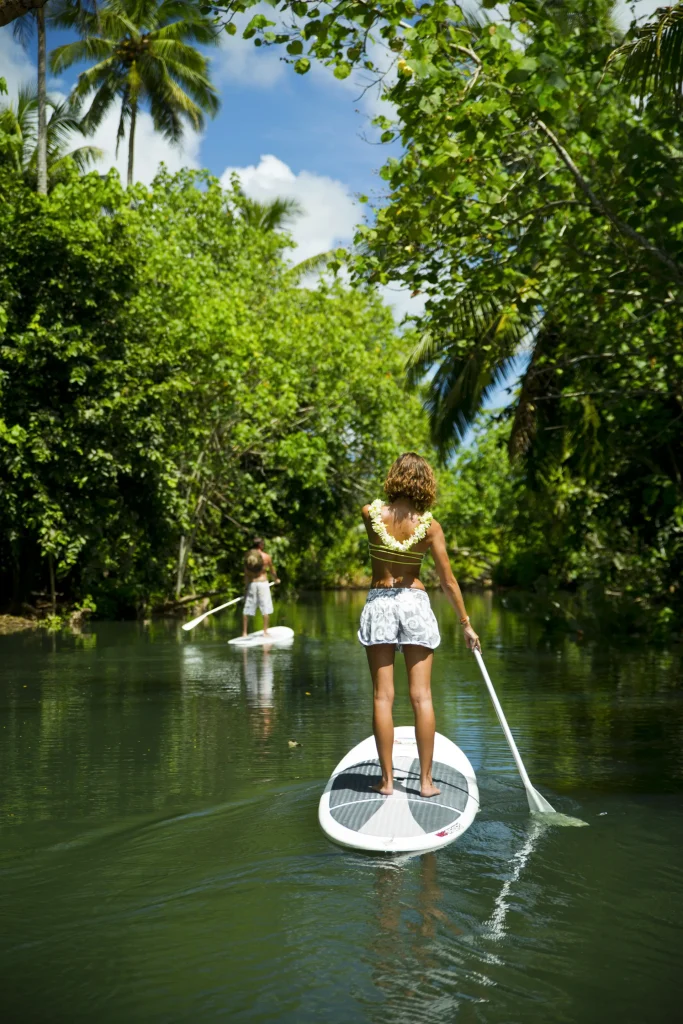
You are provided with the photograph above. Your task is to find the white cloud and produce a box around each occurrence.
[378,283,427,325]
[0,27,36,95]
[212,5,289,90]
[213,35,287,90]
[220,153,358,262]
[614,1,664,29]
[220,153,427,323]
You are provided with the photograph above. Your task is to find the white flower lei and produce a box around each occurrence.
[368,499,433,552]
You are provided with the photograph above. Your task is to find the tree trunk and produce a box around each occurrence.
[176,534,190,600]
[48,553,56,615]
[36,5,47,195]
[127,100,137,187]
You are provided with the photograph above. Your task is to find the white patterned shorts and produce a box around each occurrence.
[243,582,273,617]
[358,588,441,652]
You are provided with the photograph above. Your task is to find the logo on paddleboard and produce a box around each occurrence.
[435,822,461,838]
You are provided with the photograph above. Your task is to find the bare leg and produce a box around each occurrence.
[404,645,440,797]
[366,644,396,795]
[242,614,249,638]
[263,613,269,636]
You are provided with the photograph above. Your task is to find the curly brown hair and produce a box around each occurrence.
[383,453,437,513]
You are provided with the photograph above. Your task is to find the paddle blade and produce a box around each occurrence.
[526,786,556,814]
[182,615,206,631]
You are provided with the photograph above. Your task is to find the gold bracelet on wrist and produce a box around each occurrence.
[460,615,470,625]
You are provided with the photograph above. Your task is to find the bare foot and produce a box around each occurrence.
[420,783,441,798]
[372,781,394,796]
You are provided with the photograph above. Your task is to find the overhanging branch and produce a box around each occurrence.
[0,0,47,28]
[535,117,683,285]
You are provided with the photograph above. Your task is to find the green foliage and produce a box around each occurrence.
[214,0,420,79]
[0,168,429,616]
[331,0,683,631]
[435,415,525,585]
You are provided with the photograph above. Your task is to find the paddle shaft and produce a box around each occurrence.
[474,649,535,792]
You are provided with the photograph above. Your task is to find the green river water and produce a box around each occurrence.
[1,592,682,1023]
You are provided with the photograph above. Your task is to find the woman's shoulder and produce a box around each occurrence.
[426,516,444,543]
[425,513,442,534]
[361,499,383,518]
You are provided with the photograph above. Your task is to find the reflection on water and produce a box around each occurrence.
[0,592,682,1023]
[483,818,548,942]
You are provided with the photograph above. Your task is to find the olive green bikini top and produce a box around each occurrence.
[366,499,433,567]
[367,541,426,566]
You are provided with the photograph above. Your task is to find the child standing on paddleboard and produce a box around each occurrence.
[243,537,280,638]
[359,453,481,798]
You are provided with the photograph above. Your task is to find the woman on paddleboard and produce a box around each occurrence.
[359,453,480,798]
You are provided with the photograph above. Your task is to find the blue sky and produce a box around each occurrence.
[0,0,661,402]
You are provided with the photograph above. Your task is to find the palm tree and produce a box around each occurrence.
[13,4,48,194]
[0,86,103,188]
[235,193,335,280]
[50,0,220,186]
[405,293,533,453]
[238,195,304,233]
[607,2,683,104]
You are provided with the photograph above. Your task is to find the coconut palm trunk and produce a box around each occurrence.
[36,5,47,194]
[127,99,136,186]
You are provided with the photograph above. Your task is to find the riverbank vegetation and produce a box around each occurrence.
[0,168,429,618]
[1,0,682,637]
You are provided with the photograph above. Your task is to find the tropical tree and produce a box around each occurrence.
[12,4,48,194]
[50,0,220,186]
[607,2,683,104]
[0,86,102,187]
[0,168,429,614]
[350,0,683,619]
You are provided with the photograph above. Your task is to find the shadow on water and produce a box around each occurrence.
[0,591,682,1022]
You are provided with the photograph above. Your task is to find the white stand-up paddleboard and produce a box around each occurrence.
[319,726,479,854]
[228,626,294,647]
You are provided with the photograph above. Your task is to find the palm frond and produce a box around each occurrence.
[50,38,113,75]
[44,98,90,151]
[51,144,103,175]
[238,195,303,232]
[152,19,220,46]
[49,0,102,32]
[79,80,120,134]
[12,10,36,49]
[114,91,130,154]
[286,251,335,282]
[1,84,104,187]
[607,3,683,103]
[407,293,535,453]
[15,85,39,125]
